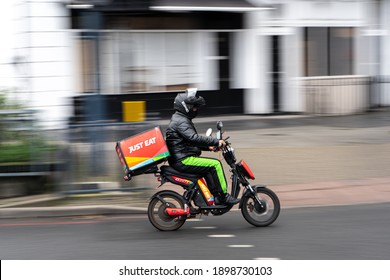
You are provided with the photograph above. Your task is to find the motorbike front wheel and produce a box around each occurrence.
[241,186,280,227]
[147,191,186,231]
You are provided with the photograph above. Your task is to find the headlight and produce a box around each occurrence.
[237,160,255,180]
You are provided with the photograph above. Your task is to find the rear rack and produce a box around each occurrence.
[123,163,161,181]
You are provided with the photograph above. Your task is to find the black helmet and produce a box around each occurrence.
[173,88,205,118]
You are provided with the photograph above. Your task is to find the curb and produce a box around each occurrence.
[0,205,147,219]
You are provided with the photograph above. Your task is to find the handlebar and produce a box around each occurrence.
[211,136,231,152]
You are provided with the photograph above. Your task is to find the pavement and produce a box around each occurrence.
[1,108,390,219]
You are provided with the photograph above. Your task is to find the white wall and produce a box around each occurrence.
[381,0,390,105]
[13,0,73,129]
[356,0,390,106]
[242,0,372,114]
[283,0,362,25]
[0,1,16,90]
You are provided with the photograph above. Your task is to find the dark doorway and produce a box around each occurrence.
[271,35,281,112]
[218,32,230,91]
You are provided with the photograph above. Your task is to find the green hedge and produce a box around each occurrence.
[0,141,57,164]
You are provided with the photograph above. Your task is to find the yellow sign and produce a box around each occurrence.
[122,101,145,122]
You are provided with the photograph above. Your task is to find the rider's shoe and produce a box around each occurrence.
[221,193,240,206]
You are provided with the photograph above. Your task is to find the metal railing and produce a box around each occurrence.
[301,75,370,115]
[301,75,390,115]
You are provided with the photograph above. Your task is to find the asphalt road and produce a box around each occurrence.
[1,202,390,260]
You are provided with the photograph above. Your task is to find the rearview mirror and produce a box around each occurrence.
[216,121,223,140]
[216,121,223,130]
[206,128,213,137]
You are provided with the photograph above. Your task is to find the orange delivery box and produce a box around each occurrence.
[115,127,170,176]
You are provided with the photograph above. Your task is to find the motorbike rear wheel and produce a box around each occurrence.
[241,186,280,227]
[147,191,186,231]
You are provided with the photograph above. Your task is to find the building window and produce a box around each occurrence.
[305,27,354,76]
[113,32,217,93]
[76,35,98,93]
[75,31,218,94]
[117,32,197,92]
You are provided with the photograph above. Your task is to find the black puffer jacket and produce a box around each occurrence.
[166,111,219,164]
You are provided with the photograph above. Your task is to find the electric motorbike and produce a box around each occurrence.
[146,121,280,231]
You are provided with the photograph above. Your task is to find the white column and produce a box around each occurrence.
[14,0,73,129]
[381,0,390,105]
[239,11,271,114]
[281,27,304,112]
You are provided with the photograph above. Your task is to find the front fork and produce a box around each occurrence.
[239,184,266,210]
[231,172,264,209]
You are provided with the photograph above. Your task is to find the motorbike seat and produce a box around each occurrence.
[160,165,202,182]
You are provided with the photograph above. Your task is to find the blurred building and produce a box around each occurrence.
[10,0,390,128]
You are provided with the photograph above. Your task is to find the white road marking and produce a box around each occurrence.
[227,245,254,248]
[208,234,236,238]
[186,219,204,222]
[192,226,217,229]
[253,257,281,260]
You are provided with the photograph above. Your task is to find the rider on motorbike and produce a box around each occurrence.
[165,88,240,206]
